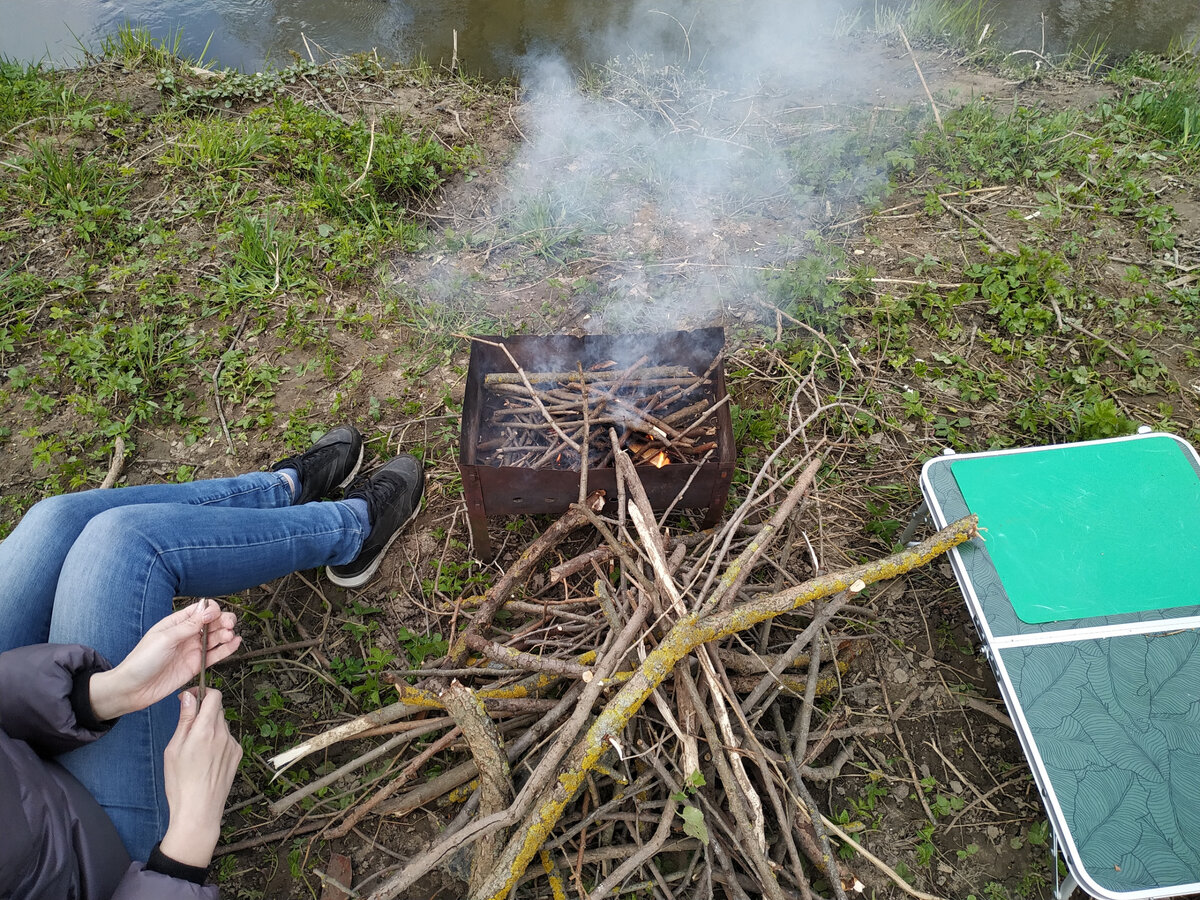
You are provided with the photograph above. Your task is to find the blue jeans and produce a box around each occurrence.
[0,472,366,861]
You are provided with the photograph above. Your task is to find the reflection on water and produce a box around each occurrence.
[1,0,1198,77]
[988,0,1199,56]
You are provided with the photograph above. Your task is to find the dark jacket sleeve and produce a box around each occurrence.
[0,643,113,757]
[109,863,220,900]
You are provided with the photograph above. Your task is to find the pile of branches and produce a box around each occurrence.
[476,356,723,470]
[266,409,974,900]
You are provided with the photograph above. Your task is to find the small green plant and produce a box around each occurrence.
[18,141,132,242]
[98,23,186,70]
[672,770,709,845]
[914,821,937,866]
[930,791,966,817]
[397,627,448,667]
[864,498,902,545]
[960,246,1072,337]
[1026,819,1051,848]
[764,237,850,331]
[330,645,396,709]
[1075,397,1135,440]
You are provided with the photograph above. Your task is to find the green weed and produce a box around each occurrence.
[160,117,274,179]
[764,236,851,331]
[0,62,106,134]
[17,141,133,243]
[98,23,186,70]
[217,211,308,300]
[960,247,1073,337]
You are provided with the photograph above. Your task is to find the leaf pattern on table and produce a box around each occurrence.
[1008,643,1089,731]
[1147,631,1200,716]
[1153,704,1200,749]
[1079,697,1170,781]
[1035,713,1109,773]
[1002,633,1200,894]
[1166,750,1200,853]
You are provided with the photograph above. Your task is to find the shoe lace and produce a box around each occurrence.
[350,470,409,515]
[370,471,411,507]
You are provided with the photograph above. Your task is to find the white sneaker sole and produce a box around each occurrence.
[325,499,420,589]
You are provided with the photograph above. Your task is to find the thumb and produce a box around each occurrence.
[175,689,199,733]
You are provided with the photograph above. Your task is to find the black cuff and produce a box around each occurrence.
[147,842,210,885]
[70,667,117,732]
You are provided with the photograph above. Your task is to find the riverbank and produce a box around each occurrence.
[2,22,1199,899]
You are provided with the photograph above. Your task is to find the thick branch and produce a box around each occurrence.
[442,680,513,895]
[462,633,595,679]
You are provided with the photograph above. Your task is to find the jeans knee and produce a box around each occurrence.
[18,492,95,539]
[72,507,157,564]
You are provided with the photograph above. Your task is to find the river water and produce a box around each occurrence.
[3,0,1199,79]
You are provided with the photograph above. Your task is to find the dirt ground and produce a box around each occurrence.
[4,29,1200,900]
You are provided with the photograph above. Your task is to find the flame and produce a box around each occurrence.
[651,451,670,468]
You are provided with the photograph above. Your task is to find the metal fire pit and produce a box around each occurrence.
[459,328,735,560]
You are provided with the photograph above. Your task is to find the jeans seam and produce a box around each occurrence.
[193,475,290,509]
[150,525,363,558]
[139,553,170,838]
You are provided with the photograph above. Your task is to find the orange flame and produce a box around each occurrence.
[651,451,670,468]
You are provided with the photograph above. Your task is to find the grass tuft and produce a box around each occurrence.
[98,23,186,70]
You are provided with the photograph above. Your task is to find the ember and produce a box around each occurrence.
[459,328,735,559]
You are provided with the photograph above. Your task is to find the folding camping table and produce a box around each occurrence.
[916,430,1200,900]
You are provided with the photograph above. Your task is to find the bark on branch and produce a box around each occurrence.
[442,680,513,895]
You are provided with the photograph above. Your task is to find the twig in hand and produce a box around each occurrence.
[198,598,211,705]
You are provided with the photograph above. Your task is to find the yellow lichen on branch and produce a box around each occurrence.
[471,514,977,900]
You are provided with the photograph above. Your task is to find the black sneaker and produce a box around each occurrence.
[271,426,364,505]
[327,454,424,588]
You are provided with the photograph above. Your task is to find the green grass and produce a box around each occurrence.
[869,0,996,56]
[160,116,275,178]
[98,23,189,70]
[0,50,493,508]
[16,141,133,243]
[0,61,74,131]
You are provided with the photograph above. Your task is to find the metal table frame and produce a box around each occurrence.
[916,431,1200,900]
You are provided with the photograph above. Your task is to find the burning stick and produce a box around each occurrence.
[478,367,715,470]
[483,365,692,386]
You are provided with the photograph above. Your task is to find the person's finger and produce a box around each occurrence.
[203,613,239,645]
[151,604,201,636]
[198,600,224,625]
[188,690,227,742]
[196,687,224,724]
[174,689,200,736]
[203,634,243,668]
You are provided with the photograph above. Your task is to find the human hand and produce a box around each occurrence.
[89,600,241,721]
[160,688,243,869]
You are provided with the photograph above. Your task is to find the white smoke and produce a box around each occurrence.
[455,0,895,332]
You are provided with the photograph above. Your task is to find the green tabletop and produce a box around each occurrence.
[949,436,1200,624]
